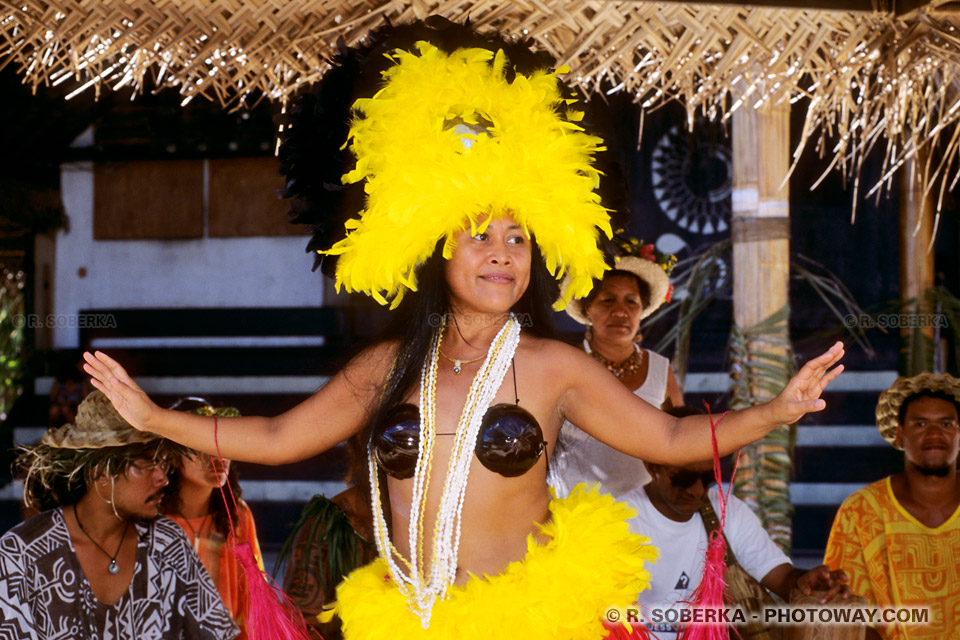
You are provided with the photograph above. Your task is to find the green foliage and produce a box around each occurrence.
[274,494,374,599]
[728,306,796,553]
[0,266,25,423]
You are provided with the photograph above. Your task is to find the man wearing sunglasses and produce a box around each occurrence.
[0,391,239,640]
[632,406,848,639]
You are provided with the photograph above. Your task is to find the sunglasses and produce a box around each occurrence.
[668,469,717,490]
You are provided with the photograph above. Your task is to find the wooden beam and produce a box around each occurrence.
[894,0,934,16]
[898,148,935,342]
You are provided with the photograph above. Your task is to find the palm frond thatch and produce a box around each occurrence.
[3,2,960,207]
[650,239,872,383]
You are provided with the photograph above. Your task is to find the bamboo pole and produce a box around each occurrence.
[730,97,795,552]
[898,148,936,373]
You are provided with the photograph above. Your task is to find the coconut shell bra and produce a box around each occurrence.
[373,403,546,479]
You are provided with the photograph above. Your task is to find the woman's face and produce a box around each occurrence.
[585,274,644,345]
[444,214,532,316]
[179,453,229,491]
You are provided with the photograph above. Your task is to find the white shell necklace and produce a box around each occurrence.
[368,314,521,627]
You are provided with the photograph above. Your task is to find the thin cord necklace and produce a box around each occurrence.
[437,349,484,374]
[179,511,211,554]
[73,504,129,575]
[583,339,644,379]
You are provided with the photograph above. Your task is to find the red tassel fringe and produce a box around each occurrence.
[602,617,653,640]
[677,531,729,640]
[212,419,315,640]
[232,541,313,640]
[677,405,738,640]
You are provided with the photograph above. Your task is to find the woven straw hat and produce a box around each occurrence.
[41,391,159,450]
[565,255,672,325]
[875,372,960,448]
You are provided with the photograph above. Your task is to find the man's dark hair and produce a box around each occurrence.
[18,440,173,512]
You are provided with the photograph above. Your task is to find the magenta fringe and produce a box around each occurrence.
[678,405,738,640]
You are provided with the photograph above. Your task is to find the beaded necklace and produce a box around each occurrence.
[583,339,644,379]
[368,314,521,627]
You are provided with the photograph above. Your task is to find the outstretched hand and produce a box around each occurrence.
[766,342,844,426]
[83,351,158,431]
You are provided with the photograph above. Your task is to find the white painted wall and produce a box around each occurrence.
[54,161,325,348]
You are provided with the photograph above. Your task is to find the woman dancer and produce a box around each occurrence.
[84,18,844,640]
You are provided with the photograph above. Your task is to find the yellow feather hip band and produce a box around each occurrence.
[329,484,659,640]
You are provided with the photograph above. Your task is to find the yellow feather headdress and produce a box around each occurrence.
[324,41,612,309]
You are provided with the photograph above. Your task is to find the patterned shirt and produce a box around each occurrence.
[0,509,239,640]
[824,477,960,640]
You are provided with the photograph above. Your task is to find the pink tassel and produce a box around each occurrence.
[231,540,314,640]
[678,405,739,640]
[602,618,653,640]
[677,532,729,640]
[213,419,315,640]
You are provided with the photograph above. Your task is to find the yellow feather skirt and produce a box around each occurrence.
[330,485,659,640]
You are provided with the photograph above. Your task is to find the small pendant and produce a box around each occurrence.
[108,559,119,575]
[453,360,462,375]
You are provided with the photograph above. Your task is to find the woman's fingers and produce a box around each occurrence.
[794,342,845,398]
[95,350,142,391]
[84,351,138,394]
[82,350,154,430]
[815,363,845,396]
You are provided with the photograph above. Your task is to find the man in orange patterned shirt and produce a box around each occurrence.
[825,373,960,640]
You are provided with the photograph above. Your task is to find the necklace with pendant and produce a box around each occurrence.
[584,340,645,379]
[437,348,484,374]
[179,512,211,554]
[73,504,129,575]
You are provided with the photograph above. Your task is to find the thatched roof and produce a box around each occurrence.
[3,1,959,208]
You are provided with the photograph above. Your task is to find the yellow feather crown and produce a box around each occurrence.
[324,41,612,309]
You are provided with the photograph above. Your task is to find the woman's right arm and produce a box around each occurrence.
[83,344,395,465]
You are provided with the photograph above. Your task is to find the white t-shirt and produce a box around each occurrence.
[633,485,790,638]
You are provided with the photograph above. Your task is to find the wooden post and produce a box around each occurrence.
[730,98,794,551]
[898,149,936,373]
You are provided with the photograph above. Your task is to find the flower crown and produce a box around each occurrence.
[615,236,677,276]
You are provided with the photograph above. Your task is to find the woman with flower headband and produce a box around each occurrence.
[83,18,844,640]
[549,237,684,500]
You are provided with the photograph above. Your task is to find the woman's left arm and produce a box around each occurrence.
[557,341,844,465]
